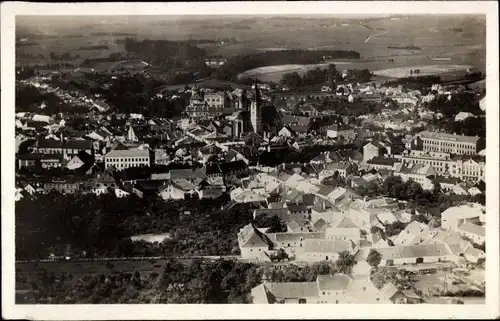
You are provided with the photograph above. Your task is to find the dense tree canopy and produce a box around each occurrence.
[15,192,255,260]
[366,249,382,269]
[335,251,357,275]
[356,175,485,216]
[16,259,337,304]
[252,214,287,233]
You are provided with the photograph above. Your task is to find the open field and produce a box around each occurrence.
[16,260,167,280]
[130,233,171,243]
[373,64,474,78]
[16,35,128,66]
[17,15,485,70]
[237,57,478,83]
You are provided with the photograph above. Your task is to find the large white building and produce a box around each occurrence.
[412,131,483,155]
[104,149,150,170]
[441,204,486,245]
[251,274,385,304]
[400,150,485,183]
[251,274,384,304]
[393,163,437,190]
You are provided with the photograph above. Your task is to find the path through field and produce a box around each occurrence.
[365,30,388,43]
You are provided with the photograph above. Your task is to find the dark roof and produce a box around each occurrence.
[367,156,396,166]
[219,160,248,174]
[203,162,222,175]
[76,150,95,165]
[37,139,63,149]
[434,176,460,184]
[317,186,335,196]
[289,124,308,134]
[135,179,164,192]
[64,139,93,150]
[337,149,363,162]
[286,202,308,213]
[17,153,63,161]
[302,194,315,206]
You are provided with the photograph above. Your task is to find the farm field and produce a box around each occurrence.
[237,56,478,83]
[17,15,485,70]
[373,64,474,78]
[16,35,128,66]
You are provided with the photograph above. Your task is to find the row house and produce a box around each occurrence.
[104,149,150,170]
[411,130,484,155]
[393,163,437,190]
[400,150,485,183]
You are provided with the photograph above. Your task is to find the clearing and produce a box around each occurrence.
[373,64,473,78]
[413,266,485,297]
[130,233,171,243]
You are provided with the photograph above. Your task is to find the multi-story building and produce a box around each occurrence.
[33,138,94,157]
[251,274,384,304]
[393,163,437,190]
[104,149,150,170]
[411,131,484,155]
[363,141,390,162]
[204,91,230,109]
[400,150,485,183]
[326,124,356,142]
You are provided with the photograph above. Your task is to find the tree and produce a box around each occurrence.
[335,251,357,275]
[252,214,287,233]
[366,249,382,269]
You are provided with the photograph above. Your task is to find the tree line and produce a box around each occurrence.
[215,50,361,82]
[17,258,339,304]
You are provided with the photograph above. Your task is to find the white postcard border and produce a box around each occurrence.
[2,1,499,319]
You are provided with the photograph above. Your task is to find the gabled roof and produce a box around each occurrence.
[203,162,222,175]
[317,274,351,291]
[265,282,319,300]
[317,186,335,197]
[304,239,355,254]
[336,217,358,228]
[238,224,274,248]
[367,157,396,167]
[458,222,485,237]
[380,282,400,300]
[286,202,308,213]
[313,218,327,231]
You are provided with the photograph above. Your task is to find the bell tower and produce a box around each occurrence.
[250,79,262,135]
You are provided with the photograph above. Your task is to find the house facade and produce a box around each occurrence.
[104,149,150,170]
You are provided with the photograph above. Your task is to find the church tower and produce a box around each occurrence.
[250,80,262,135]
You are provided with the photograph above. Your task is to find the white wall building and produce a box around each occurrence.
[104,149,150,170]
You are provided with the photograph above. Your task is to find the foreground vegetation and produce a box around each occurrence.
[15,192,254,260]
[16,258,337,303]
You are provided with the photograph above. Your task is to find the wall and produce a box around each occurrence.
[240,246,269,259]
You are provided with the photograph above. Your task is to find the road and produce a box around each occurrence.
[364,31,388,43]
[16,255,241,264]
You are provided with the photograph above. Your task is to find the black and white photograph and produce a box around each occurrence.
[1,1,499,320]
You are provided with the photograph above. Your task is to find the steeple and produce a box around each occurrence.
[250,79,262,135]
